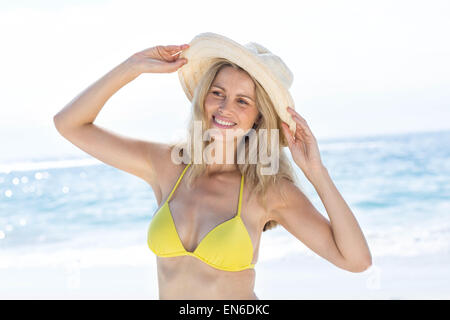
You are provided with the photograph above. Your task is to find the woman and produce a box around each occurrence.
[54,32,372,300]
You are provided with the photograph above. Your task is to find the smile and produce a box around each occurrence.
[212,116,236,128]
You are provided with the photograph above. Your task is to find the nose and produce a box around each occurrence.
[218,98,233,115]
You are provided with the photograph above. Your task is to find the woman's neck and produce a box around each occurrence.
[204,137,240,175]
[205,163,239,175]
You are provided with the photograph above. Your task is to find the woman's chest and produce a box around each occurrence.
[160,177,266,259]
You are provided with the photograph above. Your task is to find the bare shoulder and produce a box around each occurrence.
[142,141,181,205]
[264,177,307,222]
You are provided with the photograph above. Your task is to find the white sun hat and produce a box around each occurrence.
[177,32,296,147]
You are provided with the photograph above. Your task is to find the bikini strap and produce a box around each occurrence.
[237,173,244,217]
[167,163,191,201]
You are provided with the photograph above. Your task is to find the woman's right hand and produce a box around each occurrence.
[127,44,190,75]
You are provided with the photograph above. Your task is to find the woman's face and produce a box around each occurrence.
[204,66,260,141]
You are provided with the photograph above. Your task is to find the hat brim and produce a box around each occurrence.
[177,32,296,146]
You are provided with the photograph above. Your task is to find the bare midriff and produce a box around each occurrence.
[156,255,258,300]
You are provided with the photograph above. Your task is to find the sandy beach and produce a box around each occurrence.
[1,249,449,300]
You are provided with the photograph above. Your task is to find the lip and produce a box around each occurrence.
[212,115,237,129]
[213,115,236,124]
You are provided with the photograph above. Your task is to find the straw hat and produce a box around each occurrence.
[177,32,296,147]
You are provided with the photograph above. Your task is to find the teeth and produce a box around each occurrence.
[214,117,235,126]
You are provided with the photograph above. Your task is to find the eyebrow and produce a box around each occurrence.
[211,85,255,102]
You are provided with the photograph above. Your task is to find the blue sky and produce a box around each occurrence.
[1,0,449,162]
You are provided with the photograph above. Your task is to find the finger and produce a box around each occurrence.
[287,110,315,138]
[171,49,188,59]
[294,122,316,142]
[285,107,317,140]
[289,113,308,131]
[165,44,190,52]
[159,49,184,62]
[287,107,307,123]
[287,107,303,123]
[169,58,188,67]
[153,58,187,72]
[167,45,189,60]
[164,45,182,51]
[164,61,186,73]
[287,107,310,126]
[281,122,295,147]
[287,106,300,116]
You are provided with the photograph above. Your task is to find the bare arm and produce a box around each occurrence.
[53,44,189,198]
[308,166,372,270]
[54,58,139,128]
[268,169,372,273]
[277,105,372,272]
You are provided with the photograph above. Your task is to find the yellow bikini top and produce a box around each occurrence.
[147,163,255,272]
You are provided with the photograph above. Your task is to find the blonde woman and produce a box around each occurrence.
[54,32,372,300]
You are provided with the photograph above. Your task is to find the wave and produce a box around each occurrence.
[0,157,102,173]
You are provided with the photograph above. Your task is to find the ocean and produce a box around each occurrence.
[1,130,449,270]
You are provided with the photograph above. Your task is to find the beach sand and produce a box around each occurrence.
[1,251,449,299]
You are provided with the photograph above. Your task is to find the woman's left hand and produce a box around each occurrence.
[281,106,325,177]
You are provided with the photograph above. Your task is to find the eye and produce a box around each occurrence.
[212,91,248,105]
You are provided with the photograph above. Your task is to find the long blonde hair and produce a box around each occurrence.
[169,58,302,231]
